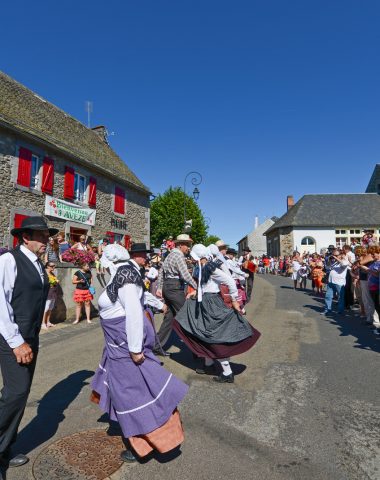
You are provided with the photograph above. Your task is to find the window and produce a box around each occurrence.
[74,173,87,202]
[301,237,315,245]
[30,155,41,189]
[114,186,125,214]
[336,237,346,248]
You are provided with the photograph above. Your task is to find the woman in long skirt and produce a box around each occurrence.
[91,244,188,462]
[173,244,261,384]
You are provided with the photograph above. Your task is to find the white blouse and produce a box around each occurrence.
[98,284,144,354]
[202,268,238,300]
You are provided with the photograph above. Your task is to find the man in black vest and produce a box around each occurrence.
[0,216,57,476]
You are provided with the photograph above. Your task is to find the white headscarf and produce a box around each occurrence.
[190,244,210,302]
[101,244,130,277]
[209,243,227,264]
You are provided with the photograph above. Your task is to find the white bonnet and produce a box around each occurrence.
[191,244,211,261]
[208,244,219,257]
[102,244,130,263]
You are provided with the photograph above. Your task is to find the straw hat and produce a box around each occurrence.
[215,239,228,249]
[174,234,193,245]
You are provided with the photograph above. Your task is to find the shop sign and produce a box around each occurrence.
[111,218,127,230]
[45,195,96,225]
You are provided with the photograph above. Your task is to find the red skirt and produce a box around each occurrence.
[173,320,261,359]
[73,289,93,302]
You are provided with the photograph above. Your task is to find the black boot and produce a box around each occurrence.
[212,373,234,383]
[120,449,137,463]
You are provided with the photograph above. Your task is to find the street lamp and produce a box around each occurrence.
[183,171,202,224]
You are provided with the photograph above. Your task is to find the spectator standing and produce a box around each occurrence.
[239,248,255,302]
[57,232,70,261]
[72,235,91,252]
[359,248,380,328]
[42,262,59,329]
[322,250,349,315]
[44,237,59,265]
[72,263,93,325]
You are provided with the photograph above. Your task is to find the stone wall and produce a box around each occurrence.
[47,265,110,323]
[0,129,150,247]
[279,228,294,256]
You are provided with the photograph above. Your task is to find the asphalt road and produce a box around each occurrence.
[5,275,380,480]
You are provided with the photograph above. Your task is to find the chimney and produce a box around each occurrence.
[287,195,294,211]
[91,125,109,144]
[254,215,259,229]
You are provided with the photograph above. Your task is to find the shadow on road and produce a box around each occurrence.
[14,370,94,455]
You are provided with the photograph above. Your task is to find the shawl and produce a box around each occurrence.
[106,263,145,303]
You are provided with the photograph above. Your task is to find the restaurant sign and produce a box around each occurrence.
[45,195,96,226]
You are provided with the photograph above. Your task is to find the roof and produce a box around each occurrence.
[366,164,380,193]
[266,194,380,234]
[0,71,149,193]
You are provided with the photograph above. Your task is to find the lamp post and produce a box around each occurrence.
[183,171,202,224]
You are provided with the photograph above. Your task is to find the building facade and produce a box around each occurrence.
[0,72,150,248]
[265,193,380,256]
[237,217,277,256]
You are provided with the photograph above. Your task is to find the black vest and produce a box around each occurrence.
[10,247,49,342]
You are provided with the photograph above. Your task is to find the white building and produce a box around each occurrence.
[265,193,380,257]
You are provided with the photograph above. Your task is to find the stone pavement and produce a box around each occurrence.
[4,275,380,480]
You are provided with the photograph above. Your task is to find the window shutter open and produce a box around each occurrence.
[13,213,29,247]
[88,176,97,207]
[114,187,125,214]
[64,166,75,200]
[41,157,54,194]
[124,235,131,250]
[17,147,32,187]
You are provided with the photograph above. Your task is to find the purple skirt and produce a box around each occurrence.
[91,313,188,438]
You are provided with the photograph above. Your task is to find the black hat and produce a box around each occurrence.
[11,216,59,237]
[243,247,251,252]
[129,243,153,254]
[227,248,237,255]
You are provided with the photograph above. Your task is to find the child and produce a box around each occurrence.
[311,262,325,295]
[297,263,309,290]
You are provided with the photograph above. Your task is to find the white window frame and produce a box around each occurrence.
[74,172,88,203]
[30,154,42,190]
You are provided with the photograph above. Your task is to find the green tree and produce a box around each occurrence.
[150,187,208,246]
[204,235,220,246]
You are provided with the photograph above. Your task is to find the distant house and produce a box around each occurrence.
[0,71,150,248]
[237,216,278,256]
[366,164,380,194]
[265,194,380,257]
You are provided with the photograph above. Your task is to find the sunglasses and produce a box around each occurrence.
[48,264,56,268]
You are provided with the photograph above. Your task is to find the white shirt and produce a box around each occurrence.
[146,266,159,281]
[202,268,238,300]
[99,260,164,352]
[328,260,349,286]
[226,258,245,281]
[0,245,44,349]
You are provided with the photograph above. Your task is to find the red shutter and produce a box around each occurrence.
[124,235,131,250]
[41,157,54,194]
[17,147,32,187]
[88,176,97,207]
[13,214,29,247]
[114,187,125,214]
[64,166,75,200]
[106,231,115,244]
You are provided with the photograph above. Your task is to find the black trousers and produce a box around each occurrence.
[0,339,37,466]
[344,271,354,308]
[155,279,186,349]
[246,275,254,303]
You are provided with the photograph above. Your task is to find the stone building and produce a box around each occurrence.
[0,71,150,248]
[265,194,380,257]
[237,216,277,256]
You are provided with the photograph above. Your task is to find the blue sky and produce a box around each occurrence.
[1,1,379,246]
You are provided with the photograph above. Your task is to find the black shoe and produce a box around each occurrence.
[9,453,29,468]
[120,449,137,463]
[212,373,234,383]
[196,364,217,375]
[153,350,171,357]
